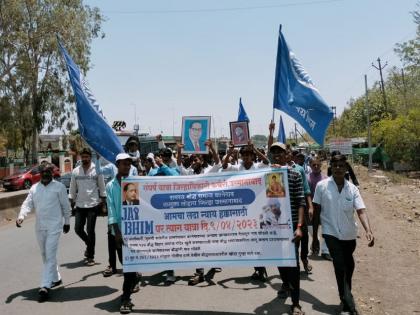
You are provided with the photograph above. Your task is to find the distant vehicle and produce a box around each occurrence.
[2,165,61,191]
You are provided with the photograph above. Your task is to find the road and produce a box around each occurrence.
[0,214,340,315]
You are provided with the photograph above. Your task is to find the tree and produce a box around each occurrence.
[395,2,420,70]
[0,0,103,164]
[372,108,420,167]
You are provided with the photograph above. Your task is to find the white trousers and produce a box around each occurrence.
[36,230,61,288]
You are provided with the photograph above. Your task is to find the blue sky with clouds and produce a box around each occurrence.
[82,0,417,139]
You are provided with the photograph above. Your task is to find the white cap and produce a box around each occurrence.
[146,152,154,160]
[115,153,132,162]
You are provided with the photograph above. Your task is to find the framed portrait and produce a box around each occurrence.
[181,116,211,154]
[122,182,140,205]
[265,172,286,198]
[229,121,250,147]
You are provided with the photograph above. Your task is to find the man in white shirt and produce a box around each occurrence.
[312,154,374,315]
[69,147,106,266]
[16,163,71,302]
[222,142,269,172]
[176,140,221,175]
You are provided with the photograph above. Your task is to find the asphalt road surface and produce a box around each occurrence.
[0,214,340,315]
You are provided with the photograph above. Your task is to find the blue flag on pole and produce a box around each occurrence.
[273,27,333,145]
[237,97,250,122]
[277,115,286,144]
[58,40,123,163]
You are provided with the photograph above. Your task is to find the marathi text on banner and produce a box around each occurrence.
[121,168,296,272]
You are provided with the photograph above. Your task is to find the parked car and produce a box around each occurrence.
[2,165,61,191]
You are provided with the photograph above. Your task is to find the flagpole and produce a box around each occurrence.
[272,24,282,125]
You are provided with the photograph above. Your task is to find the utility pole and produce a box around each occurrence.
[294,123,298,144]
[365,75,372,172]
[372,57,388,112]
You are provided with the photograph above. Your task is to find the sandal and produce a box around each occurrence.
[102,266,116,277]
[38,287,49,303]
[120,300,134,314]
[188,272,204,286]
[251,267,268,282]
[291,304,305,315]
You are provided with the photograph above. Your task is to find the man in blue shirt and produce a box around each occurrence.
[106,153,140,314]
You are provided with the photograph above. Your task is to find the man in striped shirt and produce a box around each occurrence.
[269,142,306,315]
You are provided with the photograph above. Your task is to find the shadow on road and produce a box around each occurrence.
[5,285,118,304]
[254,288,337,315]
[60,259,88,269]
[95,297,254,315]
[217,275,279,290]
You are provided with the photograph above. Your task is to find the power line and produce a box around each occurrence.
[103,0,347,15]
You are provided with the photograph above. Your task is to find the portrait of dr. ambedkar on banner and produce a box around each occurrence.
[122,182,140,205]
[181,116,211,154]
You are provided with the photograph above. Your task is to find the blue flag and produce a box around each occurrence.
[237,97,250,122]
[58,40,123,163]
[277,115,286,144]
[273,28,333,145]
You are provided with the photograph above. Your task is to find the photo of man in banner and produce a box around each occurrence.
[122,182,140,206]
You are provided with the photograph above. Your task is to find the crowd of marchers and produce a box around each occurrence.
[16,121,374,315]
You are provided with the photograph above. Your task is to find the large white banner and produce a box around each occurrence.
[121,168,296,272]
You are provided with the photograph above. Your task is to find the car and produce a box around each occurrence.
[2,165,61,191]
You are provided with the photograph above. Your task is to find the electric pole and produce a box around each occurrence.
[372,57,388,112]
[365,75,372,172]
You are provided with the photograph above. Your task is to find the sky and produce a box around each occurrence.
[81,0,418,140]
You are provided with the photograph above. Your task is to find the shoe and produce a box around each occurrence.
[120,300,134,314]
[51,279,62,288]
[321,253,333,261]
[85,258,95,266]
[38,287,49,303]
[291,304,305,315]
[302,259,313,274]
[188,272,204,286]
[251,267,267,282]
[103,266,117,277]
[277,283,290,299]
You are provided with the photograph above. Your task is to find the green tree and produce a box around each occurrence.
[372,108,420,167]
[0,0,103,164]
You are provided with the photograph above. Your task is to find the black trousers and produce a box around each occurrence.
[74,206,98,259]
[107,228,122,271]
[324,234,357,312]
[297,225,309,262]
[278,240,300,306]
[110,233,138,302]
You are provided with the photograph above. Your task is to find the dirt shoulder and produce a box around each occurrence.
[351,165,420,314]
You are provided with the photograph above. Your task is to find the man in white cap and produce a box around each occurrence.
[106,153,141,314]
[16,163,71,302]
